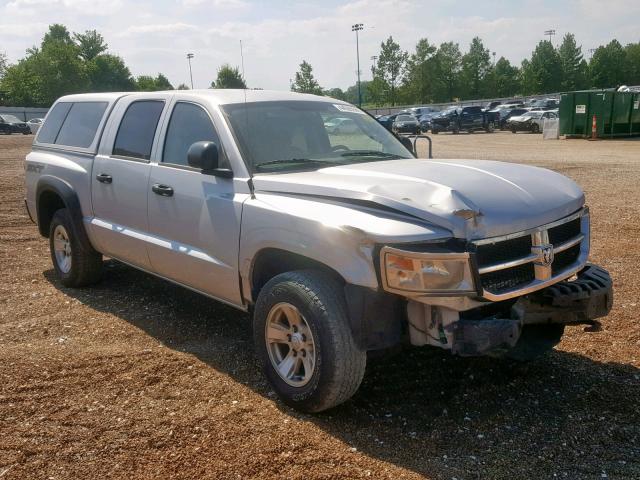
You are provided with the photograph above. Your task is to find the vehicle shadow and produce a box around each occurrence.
[45,260,640,479]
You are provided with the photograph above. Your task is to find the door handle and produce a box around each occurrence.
[96,173,112,184]
[152,183,174,197]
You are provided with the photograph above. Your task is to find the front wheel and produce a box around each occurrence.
[253,270,366,412]
[531,124,540,134]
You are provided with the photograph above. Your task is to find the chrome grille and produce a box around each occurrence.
[473,209,590,301]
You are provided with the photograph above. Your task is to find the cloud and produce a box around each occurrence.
[180,0,247,7]
[119,23,199,37]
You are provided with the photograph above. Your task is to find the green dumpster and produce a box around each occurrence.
[559,89,640,138]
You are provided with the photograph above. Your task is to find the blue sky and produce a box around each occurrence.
[1,0,638,90]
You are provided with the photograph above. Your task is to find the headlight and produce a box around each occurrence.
[380,246,476,295]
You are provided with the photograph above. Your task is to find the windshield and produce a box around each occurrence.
[1,115,22,123]
[396,115,414,121]
[222,101,413,174]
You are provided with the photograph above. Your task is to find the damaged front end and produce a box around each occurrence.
[406,264,612,357]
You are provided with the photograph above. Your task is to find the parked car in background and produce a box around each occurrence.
[323,117,358,135]
[392,114,420,134]
[498,108,529,129]
[418,112,440,132]
[27,118,44,134]
[0,114,31,135]
[527,98,559,110]
[376,113,400,131]
[484,101,502,110]
[508,110,557,133]
[431,106,494,134]
[403,106,440,117]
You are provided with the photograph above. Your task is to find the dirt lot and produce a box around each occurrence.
[1,132,639,479]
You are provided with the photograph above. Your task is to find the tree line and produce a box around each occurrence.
[293,34,640,106]
[0,24,247,107]
[1,24,638,108]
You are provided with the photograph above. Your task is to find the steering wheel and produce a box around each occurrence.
[330,145,350,152]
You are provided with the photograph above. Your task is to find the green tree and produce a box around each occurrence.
[324,87,345,100]
[135,73,173,91]
[492,57,520,97]
[433,41,462,101]
[212,64,246,89]
[376,36,408,106]
[402,38,437,104]
[558,33,588,90]
[460,37,492,99]
[624,42,640,85]
[43,24,74,46]
[87,54,135,91]
[291,60,323,95]
[590,40,627,88]
[521,40,562,94]
[74,30,108,61]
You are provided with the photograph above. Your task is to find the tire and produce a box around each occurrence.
[511,128,517,134]
[49,208,103,287]
[532,124,540,134]
[486,122,495,133]
[253,270,366,412]
[431,129,439,134]
[506,324,565,362]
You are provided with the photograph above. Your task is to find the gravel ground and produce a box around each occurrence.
[1,133,639,479]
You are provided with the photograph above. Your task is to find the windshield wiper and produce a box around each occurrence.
[339,150,404,159]
[254,158,339,171]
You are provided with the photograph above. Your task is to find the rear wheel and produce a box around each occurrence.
[531,123,540,134]
[49,208,103,287]
[511,127,517,133]
[254,270,366,412]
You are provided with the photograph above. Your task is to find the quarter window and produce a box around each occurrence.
[55,102,108,148]
[162,102,224,167]
[36,102,72,144]
[113,101,164,160]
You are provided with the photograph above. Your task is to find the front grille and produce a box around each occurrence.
[548,218,581,246]
[552,244,581,275]
[472,210,588,299]
[475,236,532,267]
[480,263,535,293]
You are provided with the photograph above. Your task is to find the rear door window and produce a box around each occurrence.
[55,102,108,148]
[113,101,165,160]
[36,102,73,144]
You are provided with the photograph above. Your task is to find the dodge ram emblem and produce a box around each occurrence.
[540,244,554,266]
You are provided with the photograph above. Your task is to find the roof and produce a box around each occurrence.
[56,89,345,106]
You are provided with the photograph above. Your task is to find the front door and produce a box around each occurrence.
[146,101,245,306]
[91,97,169,269]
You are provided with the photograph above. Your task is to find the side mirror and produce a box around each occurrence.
[187,141,232,178]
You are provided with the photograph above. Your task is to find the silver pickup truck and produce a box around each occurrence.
[25,90,612,412]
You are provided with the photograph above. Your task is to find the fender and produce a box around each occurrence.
[35,175,94,252]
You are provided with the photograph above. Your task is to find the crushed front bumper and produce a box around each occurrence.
[449,264,612,356]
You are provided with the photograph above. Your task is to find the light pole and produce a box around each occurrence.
[371,55,378,76]
[544,29,556,44]
[186,53,194,89]
[351,23,363,107]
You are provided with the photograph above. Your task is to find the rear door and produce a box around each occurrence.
[91,95,171,269]
[145,100,245,306]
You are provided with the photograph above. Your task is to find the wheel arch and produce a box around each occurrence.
[35,176,93,251]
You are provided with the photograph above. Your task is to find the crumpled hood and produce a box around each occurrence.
[252,159,585,239]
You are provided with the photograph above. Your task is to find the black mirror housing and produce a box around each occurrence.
[188,141,219,170]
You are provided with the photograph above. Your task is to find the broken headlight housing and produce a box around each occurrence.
[380,246,476,295]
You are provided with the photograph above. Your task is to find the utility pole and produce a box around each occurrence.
[186,53,194,89]
[544,29,556,44]
[371,55,378,76]
[352,23,363,107]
